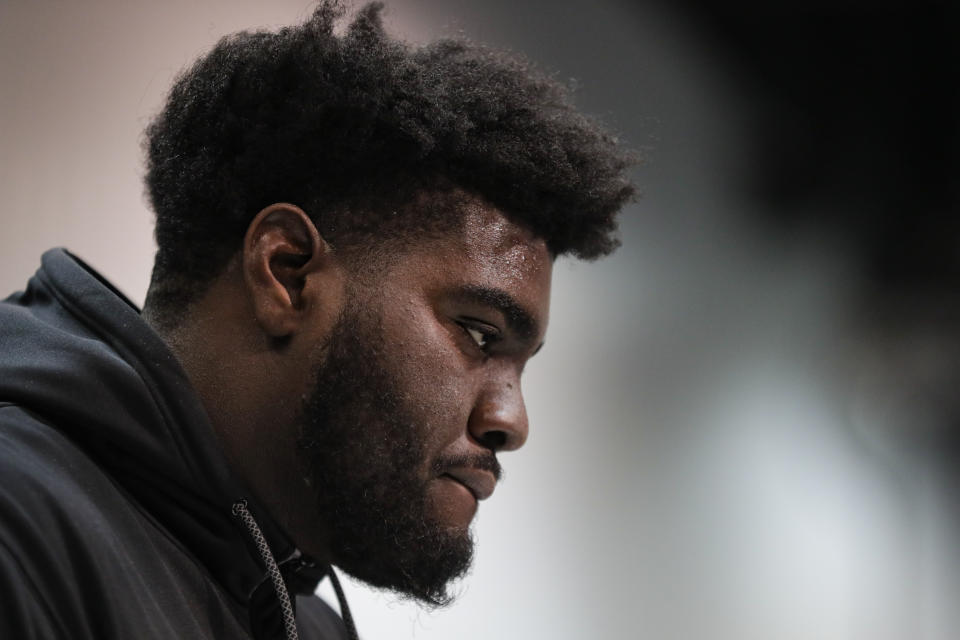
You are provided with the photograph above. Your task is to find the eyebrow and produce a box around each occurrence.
[454,284,542,348]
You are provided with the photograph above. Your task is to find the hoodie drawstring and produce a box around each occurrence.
[233,499,300,640]
[326,565,360,640]
[232,499,360,640]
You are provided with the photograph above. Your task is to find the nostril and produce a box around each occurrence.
[478,430,507,452]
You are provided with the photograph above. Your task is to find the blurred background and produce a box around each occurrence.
[1,1,957,638]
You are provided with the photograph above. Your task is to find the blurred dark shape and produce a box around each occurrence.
[667,0,958,290]
[663,1,960,460]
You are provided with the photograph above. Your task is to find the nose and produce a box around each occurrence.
[468,378,529,452]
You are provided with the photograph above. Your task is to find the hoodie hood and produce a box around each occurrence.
[0,249,322,625]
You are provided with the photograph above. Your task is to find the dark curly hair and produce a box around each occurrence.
[143,1,635,315]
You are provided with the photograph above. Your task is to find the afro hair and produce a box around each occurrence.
[144,1,636,313]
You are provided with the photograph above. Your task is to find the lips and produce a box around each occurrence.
[443,467,497,501]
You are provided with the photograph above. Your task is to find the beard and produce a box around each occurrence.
[296,301,475,607]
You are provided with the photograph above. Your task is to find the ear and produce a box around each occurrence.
[242,203,337,338]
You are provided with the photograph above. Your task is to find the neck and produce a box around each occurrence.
[143,274,334,562]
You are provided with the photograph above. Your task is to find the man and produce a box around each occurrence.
[0,2,633,639]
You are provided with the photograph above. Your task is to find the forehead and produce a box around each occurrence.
[383,199,553,332]
[457,201,551,285]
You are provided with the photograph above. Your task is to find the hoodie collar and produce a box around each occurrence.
[0,248,325,622]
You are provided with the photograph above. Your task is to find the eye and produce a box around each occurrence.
[457,320,500,353]
[466,326,489,349]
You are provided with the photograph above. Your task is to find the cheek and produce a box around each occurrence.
[386,307,474,447]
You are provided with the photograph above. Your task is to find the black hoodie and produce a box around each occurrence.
[0,249,353,639]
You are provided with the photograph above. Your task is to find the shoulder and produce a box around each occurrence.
[0,404,122,638]
[0,404,243,639]
[0,403,128,541]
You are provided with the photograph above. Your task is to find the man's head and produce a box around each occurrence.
[141,1,633,606]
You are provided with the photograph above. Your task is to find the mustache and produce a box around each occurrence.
[433,452,502,482]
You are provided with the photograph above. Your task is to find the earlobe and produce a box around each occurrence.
[242,203,333,338]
